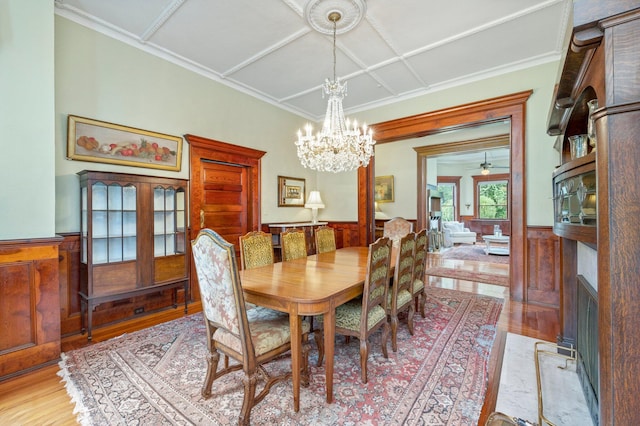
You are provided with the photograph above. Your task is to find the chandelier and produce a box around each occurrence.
[295,11,375,173]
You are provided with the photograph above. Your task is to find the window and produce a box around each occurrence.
[437,176,461,221]
[476,178,508,219]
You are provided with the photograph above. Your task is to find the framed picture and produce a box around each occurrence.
[66,115,183,171]
[278,176,306,207]
[375,175,394,203]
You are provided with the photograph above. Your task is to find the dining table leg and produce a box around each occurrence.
[324,307,336,403]
[290,313,301,412]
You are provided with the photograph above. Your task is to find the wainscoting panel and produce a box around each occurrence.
[0,237,62,380]
[526,227,560,307]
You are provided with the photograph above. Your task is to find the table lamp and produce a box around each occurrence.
[305,190,325,224]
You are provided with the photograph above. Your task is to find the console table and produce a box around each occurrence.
[482,235,510,255]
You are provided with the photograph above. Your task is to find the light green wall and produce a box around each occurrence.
[54,17,315,233]
[0,0,55,239]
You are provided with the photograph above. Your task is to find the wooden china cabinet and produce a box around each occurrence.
[547,2,640,424]
[78,170,189,340]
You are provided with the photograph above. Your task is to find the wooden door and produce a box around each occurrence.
[186,134,266,299]
[199,160,247,257]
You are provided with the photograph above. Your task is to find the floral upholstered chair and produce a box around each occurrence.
[387,232,416,352]
[330,236,393,383]
[412,229,428,318]
[239,231,274,270]
[383,217,414,248]
[281,229,307,261]
[191,229,311,425]
[314,225,336,254]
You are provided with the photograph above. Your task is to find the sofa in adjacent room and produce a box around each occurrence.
[442,221,477,246]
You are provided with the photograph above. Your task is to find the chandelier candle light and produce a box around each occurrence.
[295,10,375,173]
[305,191,325,224]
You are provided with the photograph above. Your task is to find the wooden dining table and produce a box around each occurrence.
[239,246,372,412]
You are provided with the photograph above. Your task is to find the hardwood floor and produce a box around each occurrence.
[0,256,558,426]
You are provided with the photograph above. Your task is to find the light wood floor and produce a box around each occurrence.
[0,256,558,426]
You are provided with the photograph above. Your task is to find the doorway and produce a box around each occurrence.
[360,90,531,301]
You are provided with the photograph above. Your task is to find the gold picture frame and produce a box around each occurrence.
[278,176,306,207]
[66,115,183,171]
[375,175,394,203]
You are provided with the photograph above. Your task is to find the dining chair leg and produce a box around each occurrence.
[239,373,258,426]
[314,327,324,367]
[201,350,219,398]
[359,338,369,384]
[381,322,390,358]
[390,314,399,352]
[407,304,415,335]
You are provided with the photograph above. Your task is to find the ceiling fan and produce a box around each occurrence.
[478,152,509,175]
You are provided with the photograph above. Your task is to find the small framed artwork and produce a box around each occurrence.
[66,115,183,171]
[278,176,306,207]
[375,175,394,203]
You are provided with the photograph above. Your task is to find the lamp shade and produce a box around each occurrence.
[305,191,325,209]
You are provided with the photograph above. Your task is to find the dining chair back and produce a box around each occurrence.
[412,229,429,317]
[383,217,414,248]
[239,230,274,270]
[331,236,393,383]
[387,231,416,352]
[191,229,310,425]
[314,225,337,254]
[281,228,307,261]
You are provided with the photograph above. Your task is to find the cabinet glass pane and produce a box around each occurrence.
[122,185,136,210]
[154,235,166,256]
[176,211,185,231]
[92,183,107,210]
[81,237,87,264]
[165,234,176,255]
[123,211,136,236]
[154,187,165,210]
[555,170,597,226]
[108,184,122,210]
[108,211,123,237]
[165,211,175,232]
[108,237,123,262]
[93,211,108,238]
[154,211,165,235]
[123,236,136,261]
[176,233,185,253]
[93,239,108,264]
[165,188,175,210]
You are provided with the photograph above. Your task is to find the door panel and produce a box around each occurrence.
[200,161,248,251]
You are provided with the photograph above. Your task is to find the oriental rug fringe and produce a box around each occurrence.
[58,287,503,425]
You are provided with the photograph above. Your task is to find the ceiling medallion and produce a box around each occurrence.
[304,0,366,35]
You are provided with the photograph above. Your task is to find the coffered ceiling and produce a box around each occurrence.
[55,0,571,121]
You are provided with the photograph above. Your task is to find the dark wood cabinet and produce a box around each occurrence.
[78,171,188,339]
[547,2,640,424]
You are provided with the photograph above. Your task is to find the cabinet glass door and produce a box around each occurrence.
[154,186,186,256]
[84,182,137,265]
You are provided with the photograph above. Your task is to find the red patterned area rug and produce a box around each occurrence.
[440,245,510,265]
[425,266,509,287]
[59,287,503,425]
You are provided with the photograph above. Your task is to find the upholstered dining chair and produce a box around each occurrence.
[412,229,429,318]
[329,236,393,383]
[383,217,414,248]
[281,228,307,261]
[387,232,416,352]
[239,230,274,270]
[314,225,336,254]
[280,227,324,365]
[191,229,311,426]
